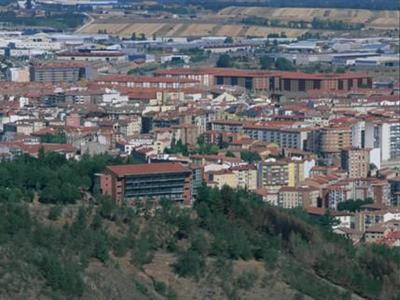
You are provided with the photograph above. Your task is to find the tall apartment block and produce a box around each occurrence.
[341,147,370,178]
[364,119,400,165]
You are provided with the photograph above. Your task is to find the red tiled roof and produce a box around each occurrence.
[0,141,74,155]
[106,162,190,176]
[155,67,369,80]
[96,75,199,84]
[306,207,326,216]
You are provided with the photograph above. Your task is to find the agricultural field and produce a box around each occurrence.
[218,7,400,29]
[78,5,398,38]
[78,20,312,38]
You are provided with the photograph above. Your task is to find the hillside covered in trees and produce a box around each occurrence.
[0,153,399,299]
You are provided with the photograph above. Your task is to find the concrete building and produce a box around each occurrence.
[95,74,199,89]
[57,50,126,62]
[259,158,289,187]
[278,186,320,209]
[243,124,310,151]
[231,165,258,191]
[6,67,30,82]
[365,119,400,164]
[65,113,81,128]
[100,163,192,205]
[30,63,92,83]
[311,125,352,165]
[341,147,370,178]
[206,169,238,190]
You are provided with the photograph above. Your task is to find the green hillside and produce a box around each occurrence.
[0,153,399,299]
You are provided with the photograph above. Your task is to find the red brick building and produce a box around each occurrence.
[99,163,193,205]
[154,67,372,93]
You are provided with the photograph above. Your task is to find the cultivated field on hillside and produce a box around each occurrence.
[218,7,400,29]
[78,5,399,38]
[79,21,313,38]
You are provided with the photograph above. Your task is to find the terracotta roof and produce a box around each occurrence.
[155,67,370,80]
[0,141,74,155]
[106,162,190,177]
[96,75,199,84]
[306,207,326,216]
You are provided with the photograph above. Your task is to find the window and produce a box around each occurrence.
[245,77,253,89]
[231,77,238,86]
[299,79,306,91]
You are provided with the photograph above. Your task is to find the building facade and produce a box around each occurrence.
[100,163,192,205]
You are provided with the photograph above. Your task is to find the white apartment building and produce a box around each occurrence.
[365,120,400,164]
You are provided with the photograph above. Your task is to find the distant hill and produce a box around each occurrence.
[165,0,399,11]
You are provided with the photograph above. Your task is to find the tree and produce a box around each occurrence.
[92,231,109,262]
[337,198,373,212]
[25,0,32,9]
[48,205,63,221]
[275,57,296,71]
[317,210,340,230]
[240,151,261,164]
[224,36,233,44]
[174,250,205,278]
[225,151,235,157]
[139,33,146,41]
[260,55,274,70]
[216,54,232,68]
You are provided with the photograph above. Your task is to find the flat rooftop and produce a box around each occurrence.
[106,162,190,177]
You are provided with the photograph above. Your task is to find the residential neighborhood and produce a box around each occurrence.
[0,0,399,298]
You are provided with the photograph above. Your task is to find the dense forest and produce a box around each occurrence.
[0,152,400,299]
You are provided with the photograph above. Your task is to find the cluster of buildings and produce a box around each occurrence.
[0,28,399,246]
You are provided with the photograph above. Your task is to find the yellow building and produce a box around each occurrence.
[288,159,305,187]
[206,169,238,189]
[231,165,258,191]
[261,158,305,188]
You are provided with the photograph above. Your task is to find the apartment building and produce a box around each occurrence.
[30,63,92,83]
[364,119,400,164]
[309,125,352,165]
[258,158,307,188]
[211,120,243,134]
[231,165,258,191]
[95,74,199,89]
[355,208,400,233]
[326,178,391,209]
[278,186,320,209]
[341,147,370,178]
[259,159,289,187]
[243,124,310,150]
[389,177,400,206]
[210,120,311,150]
[206,169,238,189]
[100,163,193,205]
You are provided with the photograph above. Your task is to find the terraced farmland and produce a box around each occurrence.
[218,7,400,29]
[79,20,311,38]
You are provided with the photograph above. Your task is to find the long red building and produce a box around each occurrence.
[154,68,372,93]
